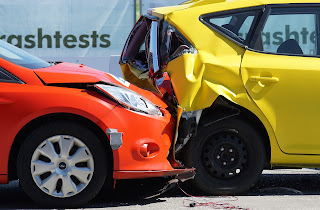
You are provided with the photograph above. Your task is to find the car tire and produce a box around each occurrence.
[17,121,108,208]
[182,117,265,195]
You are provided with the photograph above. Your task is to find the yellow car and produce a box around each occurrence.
[120,0,320,195]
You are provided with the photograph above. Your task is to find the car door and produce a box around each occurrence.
[241,4,320,154]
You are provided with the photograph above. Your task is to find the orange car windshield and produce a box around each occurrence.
[0,40,50,69]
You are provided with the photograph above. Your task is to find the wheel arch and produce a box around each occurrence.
[8,113,113,181]
[199,96,271,168]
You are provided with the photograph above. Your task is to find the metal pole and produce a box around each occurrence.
[134,0,137,25]
[139,0,142,17]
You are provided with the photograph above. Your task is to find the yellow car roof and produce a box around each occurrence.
[149,0,320,18]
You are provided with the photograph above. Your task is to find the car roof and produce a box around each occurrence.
[150,0,320,18]
[184,0,320,6]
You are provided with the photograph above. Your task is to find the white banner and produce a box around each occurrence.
[0,0,135,57]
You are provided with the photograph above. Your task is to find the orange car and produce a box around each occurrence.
[0,40,193,207]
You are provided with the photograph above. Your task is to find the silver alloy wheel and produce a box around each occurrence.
[30,135,94,198]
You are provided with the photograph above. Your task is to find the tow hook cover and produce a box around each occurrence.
[107,128,123,150]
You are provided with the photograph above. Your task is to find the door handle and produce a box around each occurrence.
[249,76,279,83]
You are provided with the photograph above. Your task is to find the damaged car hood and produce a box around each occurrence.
[34,62,113,84]
[34,62,168,109]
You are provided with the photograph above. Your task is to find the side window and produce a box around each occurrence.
[253,7,319,56]
[201,9,262,45]
[0,67,22,83]
[238,16,255,40]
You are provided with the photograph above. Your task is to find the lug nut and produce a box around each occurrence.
[231,158,235,161]
[216,155,220,159]
[229,149,233,152]
[223,162,227,165]
[220,147,225,151]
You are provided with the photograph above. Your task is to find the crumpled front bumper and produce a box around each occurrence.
[97,104,194,180]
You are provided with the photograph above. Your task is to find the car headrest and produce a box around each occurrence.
[277,39,303,55]
[222,24,238,36]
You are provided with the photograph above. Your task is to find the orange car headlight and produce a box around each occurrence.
[95,84,163,116]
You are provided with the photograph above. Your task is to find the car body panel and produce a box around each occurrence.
[0,175,6,184]
[161,47,283,167]
[113,168,195,179]
[121,62,158,92]
[242,49,320,155]
[36,62,169,109]
[0,58,43,85]
[98,105,175,172]
[34,62,112,84]
[163,46,245,112]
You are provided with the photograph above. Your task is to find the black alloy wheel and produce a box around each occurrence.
[202,132,248,179]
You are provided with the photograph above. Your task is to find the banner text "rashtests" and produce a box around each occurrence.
[0,28,111,49]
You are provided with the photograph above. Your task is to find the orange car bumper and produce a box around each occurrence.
[0,175,7,184]
[113,168,195,180]
[98,105,189,180]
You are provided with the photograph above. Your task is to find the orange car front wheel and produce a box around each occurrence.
[17,121,109,208]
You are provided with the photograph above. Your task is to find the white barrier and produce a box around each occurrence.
[0,0,185,75]
[0,0,134,73]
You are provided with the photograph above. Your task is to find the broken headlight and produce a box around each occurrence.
[95,84,163,116]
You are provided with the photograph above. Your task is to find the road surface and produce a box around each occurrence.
[1,169,320,209]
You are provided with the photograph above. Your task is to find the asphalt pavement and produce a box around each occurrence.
[1,169,320,209]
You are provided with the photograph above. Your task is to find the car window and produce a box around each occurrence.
[201,9,262,45]
[119,16,152,78]
[253,7,319,56]
[0,40,50,69]
[0,67,22,83]
[238,16,255,40]
[209,16,232,26]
